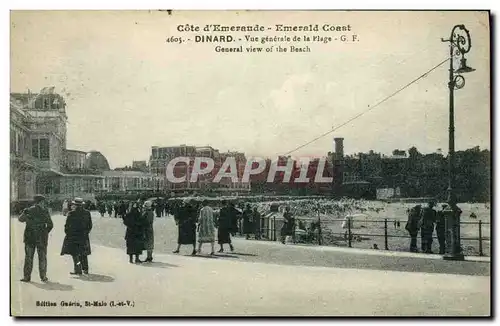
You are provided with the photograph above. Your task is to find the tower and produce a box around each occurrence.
[332,137,344,197]
[334,137,344,159]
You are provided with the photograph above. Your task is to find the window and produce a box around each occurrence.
[39,139,50,161]
[32,139,39,158]
[17,134,23,156]
[10,130,16,154]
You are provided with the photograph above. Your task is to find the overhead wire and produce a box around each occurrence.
[282,57,451,156]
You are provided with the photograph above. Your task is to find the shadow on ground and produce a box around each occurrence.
[232,252,258,257]
[29,281,74,291]
[212,254,239,259]
[137,261,179,268]
[189,254,219,259]
[72,273,115,283]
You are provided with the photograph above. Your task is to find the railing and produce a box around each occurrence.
[254,216,490,257]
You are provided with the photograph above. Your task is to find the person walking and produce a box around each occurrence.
[164,200,169,217]
[242,204,254,240]
[405,205,422,252]
[253,207,262,240]
[18,195,53,283]
[420,201,437,254]
[173,199,197,255]
[155,199,163,218]
[97,200,106,217]
[280,206,295,244]
[113,201,119,218]
[436,204,447,255]
[106,201,113,217]
[142,201,155,262]
[60,198,93,275]
[62,199,70,216]
[197,200,216,255]
[61,198,92,275]
[217,201,235,253]
[123,203,146,263]
[118,200,126,219]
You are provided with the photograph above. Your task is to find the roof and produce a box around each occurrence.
[103,170,156,177]
[65,149,87,154]
[85,151,111,171]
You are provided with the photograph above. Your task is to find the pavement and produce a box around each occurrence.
[10,213,491,316]
[89,213,491,277]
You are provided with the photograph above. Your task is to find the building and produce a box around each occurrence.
[10,88,68,202]
[85,150,111,171]
[10,88,108,205]
[100,170,164,193]
[10,103,37,202]
[64,149,87,171]
[149,145,251,193]
[132,160,148,172]
[149,145,197,176]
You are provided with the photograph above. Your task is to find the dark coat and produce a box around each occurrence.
[124,208,146,255]
[217,206,238,244]
[177,205,197,245]
[97,202,106,213]
[253,211,262,233]
[405,205,422,235]
[19,204,53,247]
[281,212,295,236]
[421,206,436,231]
[435,211,446,233]
[242,209,254,234]
[61,207,92,256]
[143,209,155,250]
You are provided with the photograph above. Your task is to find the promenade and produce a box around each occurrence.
[11,213,491,316]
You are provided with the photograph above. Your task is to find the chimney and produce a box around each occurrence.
[334,137,344,159]
[332,137,344,198]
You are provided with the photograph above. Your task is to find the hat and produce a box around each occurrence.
[72,198,84,205]
[33,194,46,203]
[143,201,153,209]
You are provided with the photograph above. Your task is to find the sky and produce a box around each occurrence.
[10,11,490,168]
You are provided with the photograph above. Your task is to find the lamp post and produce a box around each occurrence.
[441,25,475,261]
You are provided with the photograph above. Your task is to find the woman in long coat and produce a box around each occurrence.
[173,200,197,255]
[197,200,215,255]
[217,201,235,253]
[123,203,146,263]
[61,198,92,275]
[242,204,254,239]
[142,201,155,262]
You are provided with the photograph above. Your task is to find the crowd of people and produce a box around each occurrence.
[171,199,265,255]
[61,198,171,219]
[17,193,475,283]
[17,195,158,282]
[17,195,269,282]
[404,201,454,254]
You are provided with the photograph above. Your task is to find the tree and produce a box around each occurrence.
[392,149,407,157]
[408,146,421,158]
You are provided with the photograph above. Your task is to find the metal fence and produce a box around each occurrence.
[251,215,490,257]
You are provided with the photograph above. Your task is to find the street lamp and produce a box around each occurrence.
[441,24,475,261]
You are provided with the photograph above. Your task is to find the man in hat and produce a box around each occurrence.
[420,201,437,254]
[18,194,53,282]
[405,205,422,252]
[60,198,93,275]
